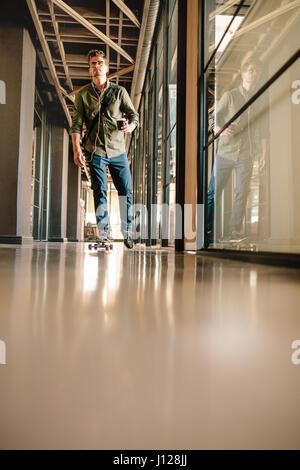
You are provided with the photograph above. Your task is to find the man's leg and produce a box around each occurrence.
[88,154,111,236]
[207,155,233,242]
[230,158,253,233]
[108,153,133,246]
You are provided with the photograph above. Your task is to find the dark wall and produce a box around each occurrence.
[0,23,24,235]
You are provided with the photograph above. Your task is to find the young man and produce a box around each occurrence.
[71,49,139,248]
[206,59,268,244]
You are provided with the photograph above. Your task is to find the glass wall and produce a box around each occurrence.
[129,0,178,247]
[32,91,52,241]
[201,0,300,254]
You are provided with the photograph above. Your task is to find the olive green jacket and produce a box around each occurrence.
[216,85,269,161]
[70,80,139,158]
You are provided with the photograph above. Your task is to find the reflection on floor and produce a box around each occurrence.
[0,242,299,450]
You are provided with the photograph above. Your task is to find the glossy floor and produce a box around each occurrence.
[0,242,299,449]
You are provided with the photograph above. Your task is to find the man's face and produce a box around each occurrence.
[242,64,259,86]
[89,56,108,78]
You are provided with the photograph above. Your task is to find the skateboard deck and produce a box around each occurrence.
[88,241,113,252]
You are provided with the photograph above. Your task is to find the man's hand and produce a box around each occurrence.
[74,148,85,168]
[259,156,266,173]
[121,120,136,133]
[215,124,234,137]
[72,133,85,167]
[259,139,268,174]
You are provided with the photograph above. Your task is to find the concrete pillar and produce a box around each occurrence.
[67,148,81,242]
[48,126,69,242]
[0,23,36,244]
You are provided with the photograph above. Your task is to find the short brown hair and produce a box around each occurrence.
[87,49,107,66]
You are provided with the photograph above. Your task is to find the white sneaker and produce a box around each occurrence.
[98,230,114,242]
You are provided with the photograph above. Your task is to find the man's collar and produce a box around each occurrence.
[239,84,248,97]
[240,83,256,98]
[91,79,110,94]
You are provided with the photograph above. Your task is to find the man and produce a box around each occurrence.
[71,49,139,249]
[207,59,268,244]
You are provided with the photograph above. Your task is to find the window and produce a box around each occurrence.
[200,0,300,254]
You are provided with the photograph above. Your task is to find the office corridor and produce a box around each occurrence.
[0,242,299,449]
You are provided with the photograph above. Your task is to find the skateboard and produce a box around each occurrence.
[88,240,113,252]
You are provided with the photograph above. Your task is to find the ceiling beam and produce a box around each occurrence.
[209,0,241,21]
[39,15,137,27]
[45,35,137,47]
[60,66,134,79]
[50,0,134,64]
[106,0,110,63]
[260,8,300,61]
[60,85,74,102]
[26,0,72,126]
[45,37,135,45]
[109,64,135,79]
[232,0,300,40]
[55,61,129,69]
[47,0,73,91]
[116,10,123,85]
[111,0,141,28]
[66,65,134,86]
[45,30,138,41]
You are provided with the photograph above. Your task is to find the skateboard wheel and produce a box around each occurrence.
[105,245,109,251]
[110,244,113,250]
[88,244,92,250]
[94,244,98,249]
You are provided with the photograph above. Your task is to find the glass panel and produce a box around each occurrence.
[32,103,52,241]
[206,0,300,126]
[207,91,269,244]
[41,123,50,241]
[148,78,156,243]
[32,111,42,240]
[204,0,300,253]
[168,0,176,22]
[155,49,164,242]
[166,127,176,186]
[164,1,178,245]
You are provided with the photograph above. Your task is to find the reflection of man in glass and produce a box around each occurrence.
[207,59,268,243]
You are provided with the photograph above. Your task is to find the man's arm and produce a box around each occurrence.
[214,91,234,136]
[259,138,268,172]
[72,133,85,168]
[120,88,139,133]
[70,92,85,167]
[258,95,270,172]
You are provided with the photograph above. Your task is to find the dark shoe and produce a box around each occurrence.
[123,233,134,249]
[230,231,248,242]
[218,234,232,243]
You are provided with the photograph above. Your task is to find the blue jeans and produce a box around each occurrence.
[88,152,132,235]
[207,155,253,234]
